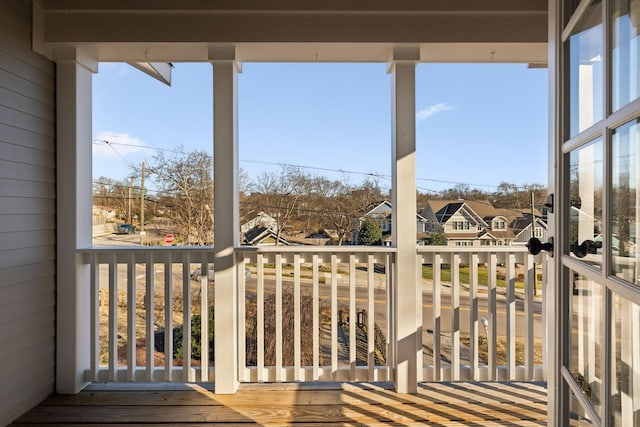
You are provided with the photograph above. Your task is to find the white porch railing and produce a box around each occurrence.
[418,246,547,382]
[80,245,546,385]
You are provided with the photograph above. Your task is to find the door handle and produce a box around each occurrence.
[570,240,602,258]
[527,237,554,257]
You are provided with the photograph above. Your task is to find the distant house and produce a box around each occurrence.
[354,200,429,245]
[421,200,547,247]
[92,205,117,225]
[240,211,279,234]
[242,225,289,246]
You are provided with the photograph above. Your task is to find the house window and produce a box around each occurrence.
[493,220,506,230]
[452,221,470,231]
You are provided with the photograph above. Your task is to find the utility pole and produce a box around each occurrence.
[140,161,146,245]
[128,177,133,224]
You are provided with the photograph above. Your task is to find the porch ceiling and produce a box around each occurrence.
[35,0,548,64]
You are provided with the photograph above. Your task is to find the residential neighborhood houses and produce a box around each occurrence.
[94,198,548,248]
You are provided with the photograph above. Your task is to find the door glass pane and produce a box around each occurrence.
[568,0,604,137]
[571,392,597,425]
[612,119,640,284]
[612,0,640,111]
[570,272,603,417]
[569,138,604,267]
[611,293,640,426]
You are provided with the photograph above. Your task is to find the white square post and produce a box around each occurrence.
[210,47,241,394]
[389,47,420,394]
[56,48,97,393]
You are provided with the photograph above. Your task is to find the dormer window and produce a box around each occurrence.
[493,219,507,230]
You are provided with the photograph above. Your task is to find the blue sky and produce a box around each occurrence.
[92,61,548,194]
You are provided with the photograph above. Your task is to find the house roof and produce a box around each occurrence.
[243,226,288,246]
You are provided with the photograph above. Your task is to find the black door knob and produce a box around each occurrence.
[570,240,602,258]
[527,237,554,257]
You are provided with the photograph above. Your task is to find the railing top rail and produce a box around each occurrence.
[416,246,530,254]
[236,245,397,254]
[78,246,215,254]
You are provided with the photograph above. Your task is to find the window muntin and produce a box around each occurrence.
[611,119,640,284]
[612,0,640,111]
[569,272,603,418]
[569,138,604,268]
[568,0,604,137]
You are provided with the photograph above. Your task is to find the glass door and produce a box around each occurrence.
[553,0,640,425]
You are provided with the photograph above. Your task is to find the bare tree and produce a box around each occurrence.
[143,148,214,245]
[249,165,309,245]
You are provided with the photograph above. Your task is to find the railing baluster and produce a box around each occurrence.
[238,256,246,382]
[275,253,283,382]
[349,254,356,380]
[506,252,516,379]
[145,252,155,381]
[469,253,479,381]
[199,254,208,382]
[127,252,136,381]
[433,253,442,380]
[488,253,497,380]
[451,253,460,381]
[257,254,265,382]
[294,253,301,381]
[182,253,192,382]
[331,253,338,380]
[525,252,534,380]
[367,254,375,381]
[164,253,173,382]
[90,252,99,382]
[108,252,118,381]
[312,254,319,381]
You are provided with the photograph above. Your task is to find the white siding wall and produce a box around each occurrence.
[0,1,56,425]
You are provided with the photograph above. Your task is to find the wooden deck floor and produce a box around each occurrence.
[11,382,547,426]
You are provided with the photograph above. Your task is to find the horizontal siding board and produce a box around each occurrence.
[0,245,55,270]
[0,159,55,183]
[0,178,56,198]
[0,50,55,93]
[0,230,55,251]
[0,104,55,137]
[0,277,56,308]
[0,123,55,152]
[0,295,55,339]
[0,2,56,425]
[0,287,55,325]
[0,197,55,215]
[0,260,55,288]
[0,317,54,364]
[0,140,55,165]
[0,86,55,121]
[0,70,55,107]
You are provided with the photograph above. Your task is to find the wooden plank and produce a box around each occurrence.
[0,196,55,216]
[90,253,99,382]
[108,254,118,381]
[0,104,54,137]
[524,253,534,380]
[182,255,192,382]
[0,231,55,258]
[367,254,375,381]
[0,260,54,289]
[0,177,55,199]
[146,252,156,381]
[15,401,546,425]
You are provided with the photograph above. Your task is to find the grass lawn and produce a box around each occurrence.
[421,264,543,293]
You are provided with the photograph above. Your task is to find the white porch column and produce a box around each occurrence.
[210,47,240,394]
[56,49,97,393]
[389,47,420,394]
